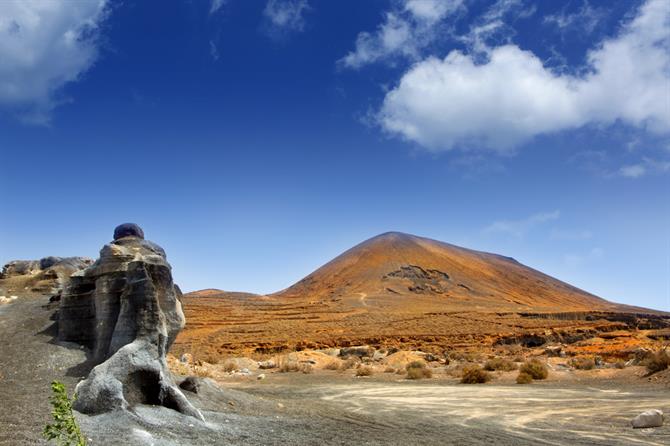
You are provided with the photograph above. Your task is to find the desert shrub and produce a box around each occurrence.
[613,360,626,369]
[384,366,396,373]
[277,357,300,373]
[222,360,237,373]
[44,381,86,446]
[569,357,595,370]
[520,359,548,380]
[483,357,517,372]
[405,361,432,379]
[300,364,314,374]
[324,361,341,370]
[644,349,670,374]
[339,358,359,371]
[460,365,491,384]
[516,372,533,384]
[355,365,374,377]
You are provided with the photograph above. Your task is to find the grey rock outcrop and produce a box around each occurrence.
[0,257,93,295]
[58,224,203,420]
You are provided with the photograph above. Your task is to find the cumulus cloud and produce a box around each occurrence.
[0,0,108,124]
[378,0,670,152]
[339,0,464,69]
[484,210,560,238]
[262,0,310,35]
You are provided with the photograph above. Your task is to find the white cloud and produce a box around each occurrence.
[544,1,605,34]
[550,229,593,241]
[484,210,560,238]
[340,0,464,69]
[0,0,108,124]
[564,247,604,268]
[210,0,226,15]
[378,0,670,152]
[619,158,670,178]
[263,0,310,34]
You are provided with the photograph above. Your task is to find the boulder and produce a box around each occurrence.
[179,376,200,394]
[113,223,145,240]
[631,410,664,428]
[58,224,202,420]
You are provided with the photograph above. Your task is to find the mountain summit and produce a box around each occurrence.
[275,232,613,312]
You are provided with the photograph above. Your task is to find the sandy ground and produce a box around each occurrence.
[1,295,669,445]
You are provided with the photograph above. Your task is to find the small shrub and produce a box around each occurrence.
[324,361,341,370]
[460,365,491,384]
[384,366,396,373]
[405,360,432,379]
[483,357,517,372]
[613,360,626,369]
[222,360,237,373]
[520,359,548,380]
[277,358,300,373]
[569,357,595,370]
[43,381,86,446]
[356,365,374,377]
[644,349,670,374]
[516,372,533,384]
[300,364,314,374]
[339,358,358,371]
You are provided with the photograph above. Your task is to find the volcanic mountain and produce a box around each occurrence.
[174,232,665,358]
[275,232,613,311]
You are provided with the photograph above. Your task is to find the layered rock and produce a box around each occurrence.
[0,257,93,295]
[58,224,202,420]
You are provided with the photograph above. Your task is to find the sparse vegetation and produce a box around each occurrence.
[520,359,548,380]
[569,357,595,370]
[43,381,86,446]
[613,360,626,369]
[405,360,433,379]
[384,366,396,373]
[300,364,314,374]
[483,357,517,372]
[277,357,300,373]
[644,349,670,374]
[222,360,237,373]
[355,365,374,376]
[339,358,359,371]
[324,360,341,370]
[516,372,533,384]
[460,365,491,384]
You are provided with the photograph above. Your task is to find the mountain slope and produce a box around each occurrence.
[275,232,614,312]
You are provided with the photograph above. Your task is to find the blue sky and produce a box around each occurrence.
[0,0,668,311]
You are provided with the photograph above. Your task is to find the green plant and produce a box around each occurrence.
[520,359,548,380]
[516,372,533,384]
[43,381,86,446]
[483,357,518,372]
[460,365,491,384]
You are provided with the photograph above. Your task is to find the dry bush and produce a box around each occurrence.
[516,372,533,384]
[613,360,626,369]
[644,349,670,374]
[520,359,548,380]
[460,365,491,384]
[569,357,595,370]
[483,357,518,372]
[384,367,396,373]
[277,356,300,373]
[356,365,374,377]
[339,358,359,371]
[300,364,314,374]
[324,361,341,371]
[222,360,237,373]
[405,360,432,379]
[194,349,219,365]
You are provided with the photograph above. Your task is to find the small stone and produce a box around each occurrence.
[257,374,266,380]
[631,410,664,428]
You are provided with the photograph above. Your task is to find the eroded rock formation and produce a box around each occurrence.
[0,257,93,295]
[58,224,203,420]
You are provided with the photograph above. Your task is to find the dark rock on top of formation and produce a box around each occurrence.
[58,224,202,420]
[113,223,145,240]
